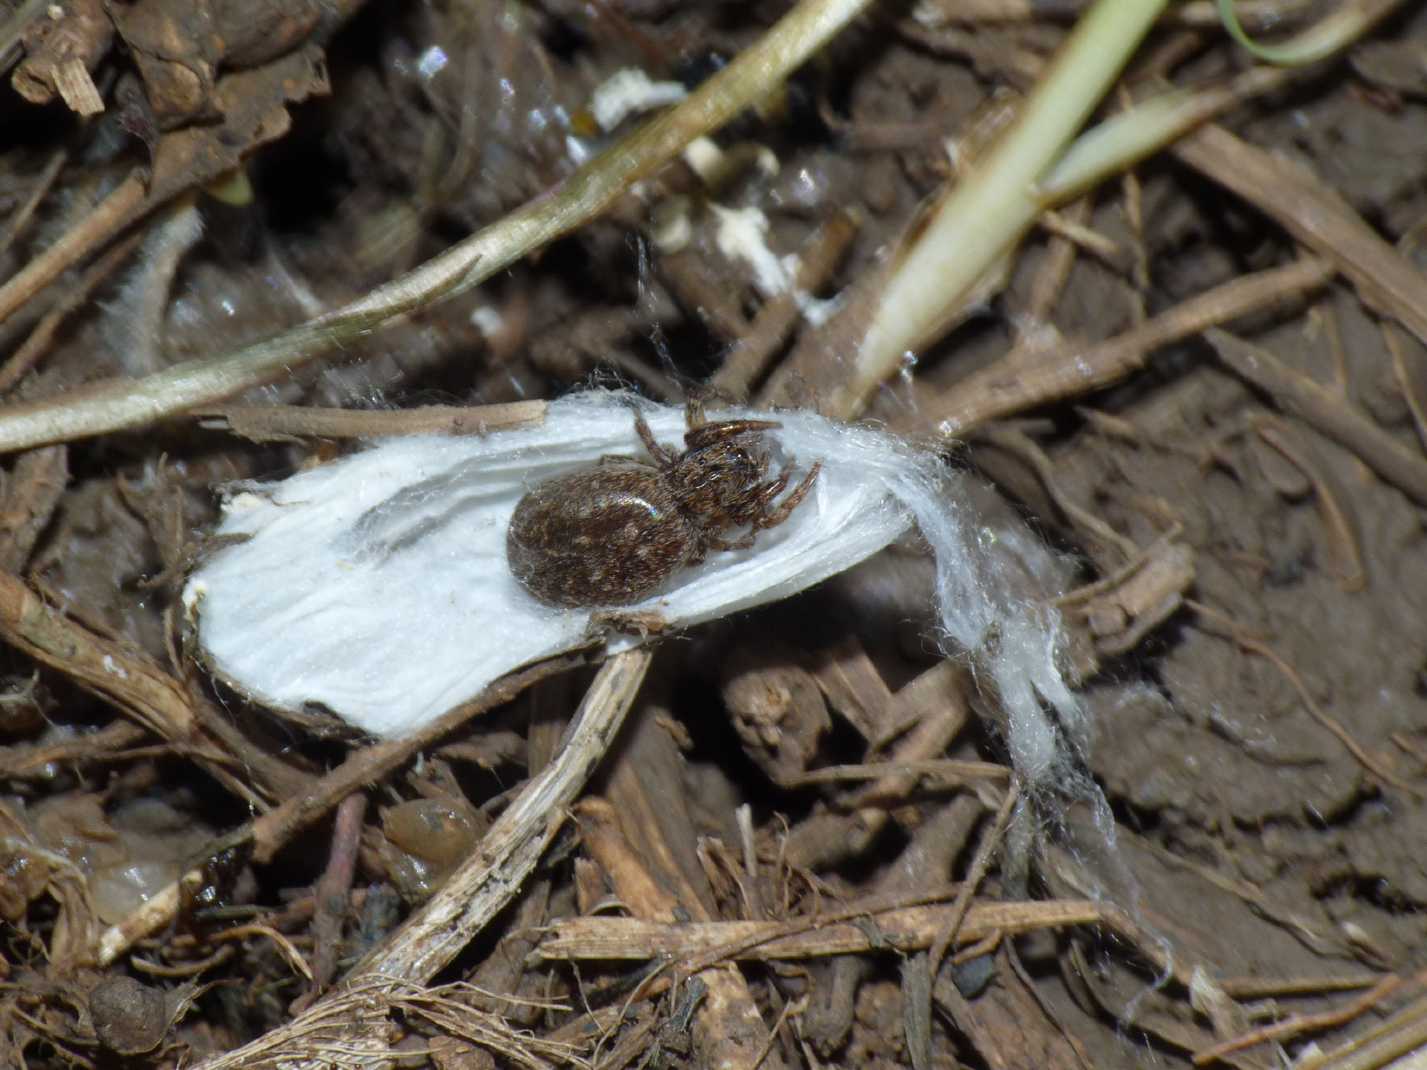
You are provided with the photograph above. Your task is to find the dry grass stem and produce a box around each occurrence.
[974,426,1140,559]
[909,257,1332,435]
[1216,975,1389,1000]
[346,648,652,984]
[179,650,650,1070]
[0,231,144,393]
[829,0,1170,415]
[193,975,589,1070]
[3,0,1422,1062]
[592,703,782,1070]
[1206,329,1427,507]
[0,148,67,258]
[0,444,67,571]
[783,758,1010,788]
[96,654,584,966]
[1192,975,1406,1067]
[928,782,1020,979]
[0,172,145,326]
[1295,989,1427,1070]
[0,0,875,453]
[537,897,1104,963]
[0,718,146,777]
[199,400,549,442]
[1176,123,1427,349]
[1384,323,1427,453]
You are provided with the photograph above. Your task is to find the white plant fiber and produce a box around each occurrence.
[186,391,1084,779]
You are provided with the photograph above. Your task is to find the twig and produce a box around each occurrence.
[910,257,1332,435]
[198,400,547,442]
[0,171,146,325]
[1206,328,1427,507]
[9,0,110,113]
[346,648,652,984]
[95,652,584,966]
[536,895,1103,963]
[0,718,145,777]
[183,649,652,1070]
[1176,122,1427,350]
[1192,974,1405,1066]
[0,0,877,453]
[307,792,368,994]
[927,781,1020,982]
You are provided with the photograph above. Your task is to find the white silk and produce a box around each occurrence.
[186,389,1083,782]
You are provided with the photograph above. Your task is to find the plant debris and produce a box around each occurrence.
[1,0,1426,1067]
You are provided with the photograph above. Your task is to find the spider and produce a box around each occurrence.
[506,402,821,608]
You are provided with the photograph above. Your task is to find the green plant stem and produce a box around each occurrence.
[1217,0,1389,64]
[833,0,1168,417]
[1040,0,1405,201]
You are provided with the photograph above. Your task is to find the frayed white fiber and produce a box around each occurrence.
[185,391,1084,772]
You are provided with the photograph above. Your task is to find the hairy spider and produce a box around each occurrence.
[506,402,821,608]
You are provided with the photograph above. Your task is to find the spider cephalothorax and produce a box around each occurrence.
[506,403,821,608]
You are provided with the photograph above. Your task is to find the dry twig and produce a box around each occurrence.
[1207,329,1427,507]
[95,652,588,967]
[0,0,877,453]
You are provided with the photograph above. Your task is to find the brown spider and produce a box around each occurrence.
[506,402,821,608]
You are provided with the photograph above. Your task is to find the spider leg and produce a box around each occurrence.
[757,461,821,529]
[683,418,782,451]
[753,469,791,507]
[633,411,677,467]
[685,396,707,429]
[706,532,758,552]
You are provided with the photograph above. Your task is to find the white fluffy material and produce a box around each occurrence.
[589,68,687,132]
[186,392,1084,777]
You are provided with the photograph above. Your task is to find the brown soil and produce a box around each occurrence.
[1,2,1425,1069]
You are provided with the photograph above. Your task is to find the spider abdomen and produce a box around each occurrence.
[507,466,698,607]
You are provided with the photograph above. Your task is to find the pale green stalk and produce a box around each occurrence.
[836,0,1167,415]
[1040,0,1405,200]
[838,0,1403,416]
[1217,0,1393,64]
